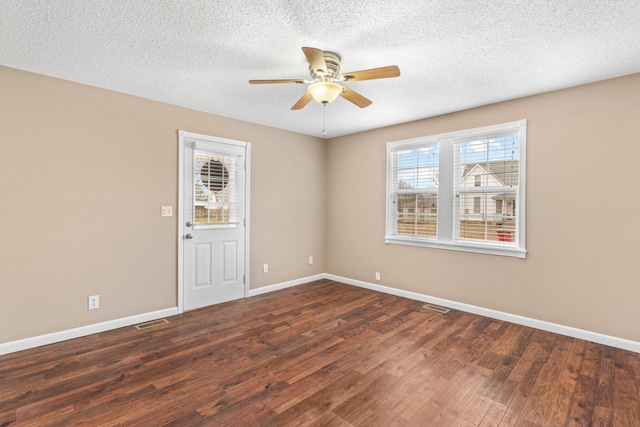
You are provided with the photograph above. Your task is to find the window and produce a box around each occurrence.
[386,120,526,258]
[193,150,238,227]
[387,143,439,237]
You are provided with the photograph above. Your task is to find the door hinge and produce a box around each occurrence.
[243,275,246,284]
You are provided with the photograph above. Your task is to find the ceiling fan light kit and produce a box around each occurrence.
[249,47,400,110]
[308,81,343,104]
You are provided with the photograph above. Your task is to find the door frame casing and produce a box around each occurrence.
[177,130,251,314]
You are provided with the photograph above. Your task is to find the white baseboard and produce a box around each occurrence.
[247,274,326,297]
[325,274,640,354]
[0,307,179,356]
[1,274,324,356]
[4,274,639,356]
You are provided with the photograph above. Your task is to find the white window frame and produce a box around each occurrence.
[385,120,527,258]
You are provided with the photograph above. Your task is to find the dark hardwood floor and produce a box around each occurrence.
[1,279,639,426]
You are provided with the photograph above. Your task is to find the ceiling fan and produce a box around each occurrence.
[249,47,400,110]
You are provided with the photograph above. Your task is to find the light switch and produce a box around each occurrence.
[161,206,173,217]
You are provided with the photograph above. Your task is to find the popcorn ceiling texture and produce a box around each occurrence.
[1,0,639,137]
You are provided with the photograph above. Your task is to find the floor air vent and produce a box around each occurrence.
[134,319,169,330]
[423,303,450,314]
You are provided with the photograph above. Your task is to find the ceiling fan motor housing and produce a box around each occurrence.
[309,51,341,80]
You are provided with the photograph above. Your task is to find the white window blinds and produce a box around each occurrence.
[388,143,439,238]
[193,150,239,227]
[453,131,520,245]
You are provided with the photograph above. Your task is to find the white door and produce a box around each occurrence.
[180,132,249,311]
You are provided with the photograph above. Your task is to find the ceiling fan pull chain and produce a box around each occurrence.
[322,101,327,138]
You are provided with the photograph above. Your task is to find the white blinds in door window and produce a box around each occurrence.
[388,143,439,238]
[193,151,239,226]
[453,132,520,245]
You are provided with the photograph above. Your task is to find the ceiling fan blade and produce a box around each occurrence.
[249,79,305,84]
[339,86,372,108]
[302,47,327,75]
[339,65,400,82]
[291,92,313,110]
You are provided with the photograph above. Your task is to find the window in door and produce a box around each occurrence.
[194,151,238,226]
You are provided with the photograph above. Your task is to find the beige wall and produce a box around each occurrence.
[2,64,639,347]
[327,73,640,343]
[0,66,326,343]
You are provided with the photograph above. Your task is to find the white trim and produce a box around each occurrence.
[0,307,179,356]
[383,236,527,258]
[177,131,185,313]
[247,274,326,297]
[243,273,640,353]
[517,121,527,251]
[325,274,640,353]
[183,130,249,149]
[244,143,252,298]
[3,275,639,355]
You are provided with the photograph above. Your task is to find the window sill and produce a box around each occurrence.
[384,235,527,259]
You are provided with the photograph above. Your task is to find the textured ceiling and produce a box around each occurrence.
[2,1,640,138]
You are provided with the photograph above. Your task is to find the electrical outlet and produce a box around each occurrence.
[308,256,313,265]
[263,263,268,273]
[375,272,381,281]
[161,206,173,217]
[88,295,100,310]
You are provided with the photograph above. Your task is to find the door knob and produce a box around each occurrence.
[186,221,193,227]
[185,233,194,239]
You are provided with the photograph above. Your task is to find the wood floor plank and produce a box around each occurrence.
[407,363,490,425]
[274,357,402,426]
[264,350,368,414]
[0,280,639,426]
[497,386,529,427]
[479,354,518,402]
[356,354,449,425]
[332,372,400,425]
[459,393,495,425]
[478,401,508,426]
[516,367,573,425]
[306,411,352,427]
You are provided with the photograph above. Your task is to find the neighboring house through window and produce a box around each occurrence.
[386,120,527,258]
[473,196,481,214]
